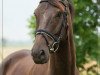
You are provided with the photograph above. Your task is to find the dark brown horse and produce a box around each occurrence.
[0,0,79,75]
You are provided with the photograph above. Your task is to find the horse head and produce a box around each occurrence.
[31,0,72,64]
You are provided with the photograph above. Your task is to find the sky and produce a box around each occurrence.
[0,0,40,42]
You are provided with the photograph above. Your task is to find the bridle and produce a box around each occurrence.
[35,0,68,53]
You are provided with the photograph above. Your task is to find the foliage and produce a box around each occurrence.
[28,0,100,67]
[73,0,100,66]
[28,16,36,38]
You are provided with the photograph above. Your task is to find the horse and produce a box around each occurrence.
[0,0,79,75]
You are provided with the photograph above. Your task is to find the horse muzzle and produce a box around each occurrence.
[31,48,49,64]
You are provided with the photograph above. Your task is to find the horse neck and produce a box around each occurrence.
[49,14,76,75]
[49,39,71,75]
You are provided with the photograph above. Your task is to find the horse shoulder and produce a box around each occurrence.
[0,50,50,75]
[0,49,31,75]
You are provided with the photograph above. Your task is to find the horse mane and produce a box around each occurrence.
[66,0,74,20]
[47,0,76,74]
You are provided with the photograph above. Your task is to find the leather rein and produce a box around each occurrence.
[35,0,68,53]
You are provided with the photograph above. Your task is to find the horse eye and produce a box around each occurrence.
[55,12,61,17]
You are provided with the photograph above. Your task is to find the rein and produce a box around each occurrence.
[35,0,68,53]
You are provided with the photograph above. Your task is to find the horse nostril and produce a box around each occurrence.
[40,50,45,56]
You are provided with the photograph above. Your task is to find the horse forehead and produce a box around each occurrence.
[35,3,59,15]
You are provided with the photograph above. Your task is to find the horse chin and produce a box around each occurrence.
[33,57,49,64]
[34,60,48,64]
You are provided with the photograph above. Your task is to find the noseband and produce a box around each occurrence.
[35,0,68,53]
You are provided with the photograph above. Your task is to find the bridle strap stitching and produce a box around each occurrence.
[40,0,48,3]
[36,32,55,42]
[36,30,58,41]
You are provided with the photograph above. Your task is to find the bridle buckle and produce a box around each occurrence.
[49,41,59,53]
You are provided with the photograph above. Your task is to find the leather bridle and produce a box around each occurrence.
[35,0,68,53]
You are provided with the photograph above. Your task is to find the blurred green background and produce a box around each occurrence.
[28,0,100,75]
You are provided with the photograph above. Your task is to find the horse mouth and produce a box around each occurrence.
[32,56,49,64]
[34,60,47,64]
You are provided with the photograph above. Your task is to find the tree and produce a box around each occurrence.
[28,16,36,38]
[28,0,100,67]
[73,0,100,66]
